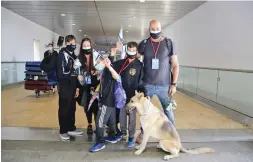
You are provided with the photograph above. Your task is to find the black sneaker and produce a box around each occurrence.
[87,125,93,134]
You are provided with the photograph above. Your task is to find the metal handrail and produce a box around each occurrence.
[1,61,27,63]
[180,65,253,73]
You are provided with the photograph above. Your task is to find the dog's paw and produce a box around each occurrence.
[135,145,141,150]
[164,154,179,160]
[157,145,161,149]
[134,149,143,155]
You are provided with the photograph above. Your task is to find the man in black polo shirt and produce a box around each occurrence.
[136,20,179,142]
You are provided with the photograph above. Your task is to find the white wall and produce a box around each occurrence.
[1,7,61,61]
[163,1,253,70]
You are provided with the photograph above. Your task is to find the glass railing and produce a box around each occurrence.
[178,66,253,118]
[1,62,26,86]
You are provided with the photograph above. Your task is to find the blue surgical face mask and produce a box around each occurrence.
[95,62,105,71]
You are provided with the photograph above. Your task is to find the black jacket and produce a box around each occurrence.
[76,66,100,106]
[112,58,145,103]
[44,50,58,58]
[56,48,78,99]
[99,68,115,107]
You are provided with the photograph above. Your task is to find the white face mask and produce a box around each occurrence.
[150,30,161,34]
[127,51,136,56]
[83,47,91,50]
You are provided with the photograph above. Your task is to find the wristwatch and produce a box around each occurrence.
[171,83,177,86]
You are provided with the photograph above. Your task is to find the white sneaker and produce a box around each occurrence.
[60,133,70,141]
[67,129,83,136]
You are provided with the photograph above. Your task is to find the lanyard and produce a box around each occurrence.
[150,38,161,59]
[119,58,135,74]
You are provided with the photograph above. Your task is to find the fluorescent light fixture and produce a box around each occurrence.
[125,31,129,33]
[72,24,75,26]
[79,30,82,32]
[61,14,66,16]
[84,34,87,36]
[140,0,145,2]
[128,25,132,27]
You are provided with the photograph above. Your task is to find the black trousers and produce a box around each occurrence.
[58,96,76,134]
[96,105,116,144]
[58,79,76,134]
[86,99,98,124]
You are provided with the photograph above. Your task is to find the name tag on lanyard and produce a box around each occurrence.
[85,75,92,85]
[83,72,91,85]
[150,38,161,70]
[152,58,159,70]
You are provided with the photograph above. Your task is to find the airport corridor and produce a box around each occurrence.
[2,84,253,162]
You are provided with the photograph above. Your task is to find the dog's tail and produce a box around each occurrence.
[180,147,214,154]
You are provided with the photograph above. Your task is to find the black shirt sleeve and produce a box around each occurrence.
[168,39,176,57]
[137,63,146,95]
[138,40,146,55]
[108,55,115,63]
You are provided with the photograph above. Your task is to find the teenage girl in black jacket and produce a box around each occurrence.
[77,38,100,134]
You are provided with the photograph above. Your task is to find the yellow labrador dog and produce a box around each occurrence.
[126,91,214,160]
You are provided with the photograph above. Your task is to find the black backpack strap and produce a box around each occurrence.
[138,38,149,55]
[164,37,172,50]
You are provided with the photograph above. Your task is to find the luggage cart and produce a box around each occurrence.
[24,61,57,98]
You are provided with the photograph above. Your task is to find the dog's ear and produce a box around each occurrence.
[135,90,139,96]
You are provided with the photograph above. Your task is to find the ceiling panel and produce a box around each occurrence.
[2,1,206,50]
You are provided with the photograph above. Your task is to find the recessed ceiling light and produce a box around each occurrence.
[72,24,75,26]
[84,34,86,36]
[125,31,129,33]
[140,0,145,2]
[61,14,66,16]
[79,30,82,32]
[128,25,132,27]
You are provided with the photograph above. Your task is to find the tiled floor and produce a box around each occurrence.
[1,85,244,129]
[2,140,253,162]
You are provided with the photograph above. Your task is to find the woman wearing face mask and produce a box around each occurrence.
[77,38,100,135]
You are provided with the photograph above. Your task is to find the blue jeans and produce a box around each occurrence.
[144,84,175,126]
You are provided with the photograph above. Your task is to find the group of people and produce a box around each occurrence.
[52,20,179,152]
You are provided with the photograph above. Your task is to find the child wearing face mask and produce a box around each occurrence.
[89,56,121,152]
[77,38,100,135]
[107,41,145,148]
[56,35,83,141]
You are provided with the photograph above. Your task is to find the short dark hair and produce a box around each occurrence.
[65,35,76,43]
[47,43,53,47]
[127,41,138,49]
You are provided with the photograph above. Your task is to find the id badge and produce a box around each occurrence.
[85,75,91,85]
[152,58,159,70]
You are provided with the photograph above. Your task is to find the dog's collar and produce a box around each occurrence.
[142,100,151,116]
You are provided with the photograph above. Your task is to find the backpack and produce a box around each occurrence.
[114,77,127,109]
